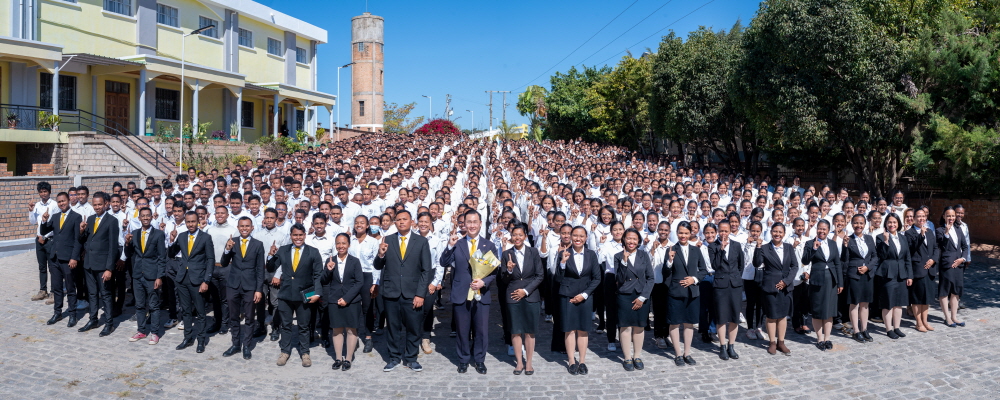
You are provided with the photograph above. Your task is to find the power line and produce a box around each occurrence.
[574,0,675,67]
[510,0,641,92]
[593,0,718,67]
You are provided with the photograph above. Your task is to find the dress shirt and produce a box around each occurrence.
[740,240,758,280]
[306,232,336,262]
[559,248,589,300]
[599,241,623,274]
[205,221,239,263]
[29,198,59,237]
[509,245,531,297]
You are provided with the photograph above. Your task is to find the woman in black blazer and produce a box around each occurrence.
[875,213,912,340]
[614,228,654,371]
[499,224,544,375]
[937,206,970,328]
[556,226,602,376]
[906,207,939,332]
[753,223,797,356]
[711,220,744,361]
[322,233,364,371]
[802,220,843,351]
[844,214,878,343]
[667,221,708,367]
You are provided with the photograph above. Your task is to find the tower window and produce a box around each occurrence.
[358,43,365,52]
[359,101,365,117]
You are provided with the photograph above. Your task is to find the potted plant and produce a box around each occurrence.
[145,117,153,136]
[229,121,240,142]
[5,112,17,128]
[37,111,52,131]
[211,130,228,140]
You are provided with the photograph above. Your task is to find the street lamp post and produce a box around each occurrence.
[421,95,432,121]
[178,24,215,176]
[466,109,474,133]
[337,63,353,141]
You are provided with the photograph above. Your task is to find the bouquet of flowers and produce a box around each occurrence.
[468,249,500,301]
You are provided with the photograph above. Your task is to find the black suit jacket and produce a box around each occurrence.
[666,244,708,298]
[79,212,121,271]
[710,241,744,289]
[125,228,166,281]
[40,210,83,262]
[498,246,545,303]
[906,226,940,279]
[614,250,654,298]
[267,244,323,302]
[936,226,968,270]
[441,236,499,305]
[875,233,913,280]
[802,239,843,288]
[168,231,215,286]
[220,237,265,292]
[555,249,601,298]
[753,243,797,294]
[321,255,364,305]
[374,233,434,300]
[842,234,878,280]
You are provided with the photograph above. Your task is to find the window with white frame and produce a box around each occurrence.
[238,28,253,48]
[104,0,132,16]
[156,4,178,27]
[296,47,307,63]
[267,38,282,56]
[241,101,254,128]
[198,16,218,38]
[40,73,77,111]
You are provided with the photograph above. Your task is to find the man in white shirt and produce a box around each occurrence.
[252,208,291,340]
[205,205,239,333]
[29,181,59,301]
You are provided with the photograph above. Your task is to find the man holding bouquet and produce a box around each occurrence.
[441,210,498,374]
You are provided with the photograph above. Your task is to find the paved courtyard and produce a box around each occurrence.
[1,249,999,399]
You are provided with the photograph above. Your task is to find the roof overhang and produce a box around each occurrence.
[0,36,63,70]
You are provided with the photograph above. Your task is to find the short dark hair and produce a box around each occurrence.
[37,182,51,193]
[290,223,307,234]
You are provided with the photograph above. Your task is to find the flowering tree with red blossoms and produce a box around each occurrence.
[414,118,462,135]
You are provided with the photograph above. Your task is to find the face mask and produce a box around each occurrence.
[369,226,381,235]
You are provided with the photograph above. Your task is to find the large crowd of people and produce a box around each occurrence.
[25,133,974,374]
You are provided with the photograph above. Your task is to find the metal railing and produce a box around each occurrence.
[2,103,173,176]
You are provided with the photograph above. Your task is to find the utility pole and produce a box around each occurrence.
[443,94,452,120]
[486,90,511,131]
[499,91,510,123]
[486,91,493,131]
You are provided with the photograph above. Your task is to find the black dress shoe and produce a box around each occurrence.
[363,338,374,353]
[853,332,865,343]
[332,360,343,370]
[816,341,826,351]
[577,363,588,375]
[99,324,115,337]
[196,340,207,353]
[207,325,221,334]
[683,356,697,365]
[269,331,280,342]
[674,357,685,367]
[47,313,63,325]
[67,316,78,328]
[223,345,241,357]
[633,358,644,370]
[727,344,739,360]
[825,341,833,350]
[176,338,194,350]
[887,330,899,339]
[457,363,468,373]
[719,345,730,360]
[863,330,873,342]
[475,362,487,374]
[252,329,266,338]
[341,360,352,371]
[242,348,252,360]
[893,328,906,338]
[78,319,99,332]
[568,362,579,375]
[525,369,534,375]
[622,359,634,371]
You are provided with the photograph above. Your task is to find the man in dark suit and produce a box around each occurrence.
[267,223,322,367]
[374,210,434,372]
[168,211,216,353]
[221,217,265,360]
[77,192,120,337]
[39,192,83,327]
[124,207,166,345]
[440,210,497,374]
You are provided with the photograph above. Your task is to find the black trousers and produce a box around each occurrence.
[360,273,375,337]
[651,283,669,338]
[594,272,607,330]
[227,288,256,348]
[278,299,311,355]
[49,259,77,315]
[161,275,180,321]
[84,269,113,323]
[134,277,161,336]
[454,300,490,364]
[744,280,766,328]
[421,290,438,339]
[792,283,810,328]
[496,287,511,345]
[75,255,89,299]
[208,267,229,329]
[383,296,423,364]
[550,298,566,352]
[698,277,716,335]
[35,239,51,291]
[177,281,208,341]
[111,264,128,315]
[603,272,619,342]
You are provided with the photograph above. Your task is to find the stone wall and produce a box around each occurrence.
[139,137,260,163]
[65,132,142,175]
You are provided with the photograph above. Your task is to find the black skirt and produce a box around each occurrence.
[559,295,592,332]
[667,296,699,325]
[909,276,936,305]
[328,301,362,330]
[714,286,742,325]
[846,273,875,304]
[807,278,838,320]
[938,267,964,298]
[506,301,541,335]
[878,276,909,309]
[616,293,650,327]
[763,290,793,320]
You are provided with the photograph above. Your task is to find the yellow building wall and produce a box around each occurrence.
[1,62,9,105]
[239,97,263,143]
[296,64,311,91]
[153,0,225,70]
[39,0,136,58]
[0,142,16,172]
[237,17,286,84]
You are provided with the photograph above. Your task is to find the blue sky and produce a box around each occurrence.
[262,0,763,130]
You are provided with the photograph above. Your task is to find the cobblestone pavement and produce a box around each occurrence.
[1,250,999,399]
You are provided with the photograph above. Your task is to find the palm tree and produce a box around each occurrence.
[517,85,548,137]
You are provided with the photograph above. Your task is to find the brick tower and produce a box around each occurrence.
[351,12,384,132]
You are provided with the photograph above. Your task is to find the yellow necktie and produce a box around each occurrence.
[59,213,65,229]
[141,230,147,253]
[187,234,194,255]
[292,247,301,272]
[94,217,100,234]
[241,238,247,258]
[400,237,407,259]
[467,238,478,301]
[133,210,138,218]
